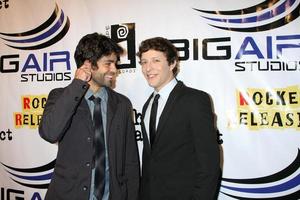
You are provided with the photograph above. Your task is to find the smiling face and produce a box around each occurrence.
[89,53,118,92]
[140,49,176,92]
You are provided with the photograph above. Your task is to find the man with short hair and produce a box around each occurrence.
[39,33,140,200]
[137,37,220,200]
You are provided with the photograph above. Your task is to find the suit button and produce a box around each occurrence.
[86,162,90,167]
[75,96,79,101]
[87,137,91,142]
[83,186,88,191]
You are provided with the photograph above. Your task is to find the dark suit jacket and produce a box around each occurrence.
[140,81,220,200]
[39,79,140,200]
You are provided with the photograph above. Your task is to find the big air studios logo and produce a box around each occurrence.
[191,0,300,72]
[0,3,72,82]
[228,85,300,130]
[106,23,136,73]
[221,149,300,199]
[194,0,300,32]
[0,159,55,199]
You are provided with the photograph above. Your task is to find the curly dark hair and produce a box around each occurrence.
[74,33,123,69]
[137,37,179,76]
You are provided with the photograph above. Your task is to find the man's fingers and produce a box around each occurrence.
[75,66,92,81]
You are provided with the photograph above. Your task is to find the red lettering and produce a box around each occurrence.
[239,92,249,106]
[15,114,22,126]
[23,97,30,110]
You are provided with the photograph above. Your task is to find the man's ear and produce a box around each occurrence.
[84,60,91,65]
[169,61,176,71]
[84,60,92,70]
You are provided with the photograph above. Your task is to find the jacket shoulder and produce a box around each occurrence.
[180,83,210,98]
[177,82,212,106]
[48,79,88,97]
[107,88,132,105]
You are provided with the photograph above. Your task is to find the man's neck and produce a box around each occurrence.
[88,82,102,94]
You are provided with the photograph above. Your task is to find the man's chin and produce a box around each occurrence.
[147,81,156,88]
[104,80,114,88]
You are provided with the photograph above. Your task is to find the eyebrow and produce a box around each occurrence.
[103,59,117,62]
[141,56,162,60]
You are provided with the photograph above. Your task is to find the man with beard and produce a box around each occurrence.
[39,33,140,200]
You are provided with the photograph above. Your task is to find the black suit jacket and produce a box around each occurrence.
[39,79,140,200]
[140,81,220,200]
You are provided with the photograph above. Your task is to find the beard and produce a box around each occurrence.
[91,72,115,88]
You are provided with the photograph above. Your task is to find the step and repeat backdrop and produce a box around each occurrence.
[0,0,299,199]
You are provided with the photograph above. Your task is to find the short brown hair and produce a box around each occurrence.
[137,37,179,76]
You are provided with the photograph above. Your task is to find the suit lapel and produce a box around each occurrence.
[106,88,118,140]
[79,88,118,141]
[153,81,184,145]
[141,93,154,152]
[80,98,94,134]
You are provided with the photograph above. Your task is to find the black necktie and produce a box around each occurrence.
[89,95,105,200]
[149,94,160,145]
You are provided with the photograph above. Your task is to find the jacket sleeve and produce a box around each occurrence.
[39,79,89,143]
[190,92,221,200]
[124,101,140,200]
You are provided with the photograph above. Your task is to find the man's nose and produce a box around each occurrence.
[145,61,154,71]
[110,63,117,72]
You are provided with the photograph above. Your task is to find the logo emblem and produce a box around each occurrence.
[110,23,136,69]
[0,4,70,50]
[194,0,300,32]
[221,149,300,199]
[1,159,55,189]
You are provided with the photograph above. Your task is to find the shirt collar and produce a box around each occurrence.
[85,87,108,102]
[154,78,177,100]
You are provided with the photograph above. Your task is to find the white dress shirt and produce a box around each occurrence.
[144,78,177,144]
